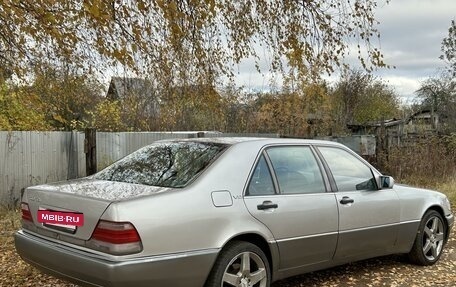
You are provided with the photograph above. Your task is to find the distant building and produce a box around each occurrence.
[106,77,160,117]
[346,108,444,136]
[347,118,404,135]
[404,109,439,133]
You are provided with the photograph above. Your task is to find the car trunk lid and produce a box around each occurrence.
[23,178,167,240]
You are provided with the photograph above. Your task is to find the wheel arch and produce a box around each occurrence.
[217,232,279,282]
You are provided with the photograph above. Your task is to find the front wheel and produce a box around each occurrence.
[205,241,270,287]
[408,210,447,265]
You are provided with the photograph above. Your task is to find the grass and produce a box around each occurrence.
[0,207,20,233]
[379,136,456,209]
[435,179,456,207]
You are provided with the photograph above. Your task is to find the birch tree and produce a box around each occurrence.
[1,0,389,81]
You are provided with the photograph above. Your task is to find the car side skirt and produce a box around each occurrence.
[272,221,421,281]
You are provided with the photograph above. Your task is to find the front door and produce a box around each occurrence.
[316,146,400,260]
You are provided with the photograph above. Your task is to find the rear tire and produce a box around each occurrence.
[205,241,270,287]
[408,210,447,265]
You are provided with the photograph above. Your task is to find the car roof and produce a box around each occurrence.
[162,137,347,148]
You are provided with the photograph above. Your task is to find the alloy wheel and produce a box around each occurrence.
[222,251,267,287]
[422,215,445,261]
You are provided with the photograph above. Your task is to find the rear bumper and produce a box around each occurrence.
[15,230,219,287]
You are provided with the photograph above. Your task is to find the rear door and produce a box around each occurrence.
[243,145,339,272]
[316,146,400,260]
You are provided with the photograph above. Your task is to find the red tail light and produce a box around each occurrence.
[21,202,33,222]
[92,221,141,244]
[88,220,142,255]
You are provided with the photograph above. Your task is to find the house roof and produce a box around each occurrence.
[347,118,403,130]
[107,77,154,100]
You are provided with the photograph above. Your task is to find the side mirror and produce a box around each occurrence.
[380,176,395,189]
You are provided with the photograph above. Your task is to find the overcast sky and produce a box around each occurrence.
[234,0,456,104]
[373,0,455,103]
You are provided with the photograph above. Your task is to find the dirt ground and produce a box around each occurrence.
[1,210,455,287]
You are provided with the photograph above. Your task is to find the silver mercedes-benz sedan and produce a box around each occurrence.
[15,138,454,287]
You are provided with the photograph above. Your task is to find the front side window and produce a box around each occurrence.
[266,146,326,194]
[94,142,227,188]
[318,146,377,191]
[246,155,275,196]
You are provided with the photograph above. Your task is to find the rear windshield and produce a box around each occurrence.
[93,141,228,188]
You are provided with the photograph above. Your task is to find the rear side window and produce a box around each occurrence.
[94,142,227,188]
[266,146,326,194]
[246,155,276,196]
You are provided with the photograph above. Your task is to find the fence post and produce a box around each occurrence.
[67,130,79,179]
[84,128,97,176]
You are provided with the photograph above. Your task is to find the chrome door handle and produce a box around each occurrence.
[257,201,278,210]
[340,196,354,204]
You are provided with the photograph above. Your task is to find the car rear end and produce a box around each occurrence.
[15,183,217,287]
[15,140,233,286]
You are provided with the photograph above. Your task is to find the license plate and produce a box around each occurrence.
[37,209,84,229]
